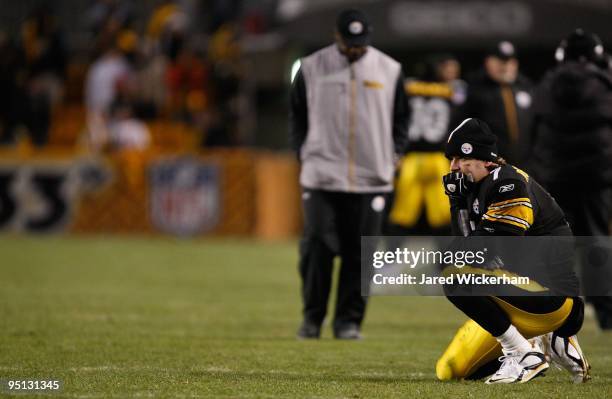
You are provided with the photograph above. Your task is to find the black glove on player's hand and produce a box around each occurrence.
[443,172,472,208]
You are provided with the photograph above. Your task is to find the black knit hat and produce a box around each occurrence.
[445,118,498,161]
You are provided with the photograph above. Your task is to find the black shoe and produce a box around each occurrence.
[297,321,321,339]
[334,324,362,340]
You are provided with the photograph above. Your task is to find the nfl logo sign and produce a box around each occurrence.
[150,158,221,236]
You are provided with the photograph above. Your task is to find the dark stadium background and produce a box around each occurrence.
[1,1,611,398]
[0,0,610,238]
[1,0,611,151]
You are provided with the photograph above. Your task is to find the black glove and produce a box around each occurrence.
[442,172,472,196]
[442,172,472,208]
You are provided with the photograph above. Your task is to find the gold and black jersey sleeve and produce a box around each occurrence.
[471,164,569,236]
[477,175,533,236]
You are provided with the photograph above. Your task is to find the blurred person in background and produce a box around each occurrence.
[86,0,135,38]
[84,31,133,151]
[165,44,210,122]
[145,0,244,146]
[388,54,466,234]
[456,41,533,164]
[0,32,21,146]
[531,29,612,330]
[206,23,252,146]
[146,0,188,62]
[138,0,190,119]
[11,6,67,147]
[290,9,408,339]
[107,100,151,151]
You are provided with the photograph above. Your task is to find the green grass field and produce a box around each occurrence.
[1,236,610,398]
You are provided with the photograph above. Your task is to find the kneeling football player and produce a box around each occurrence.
[436,118,590,384]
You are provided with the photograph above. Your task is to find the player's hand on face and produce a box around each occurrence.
[442,172,472,198]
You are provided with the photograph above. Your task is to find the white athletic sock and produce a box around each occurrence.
[495,325,532,354]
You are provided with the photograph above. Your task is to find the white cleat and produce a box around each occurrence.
[485,347,549,384]
[534,333,591,383]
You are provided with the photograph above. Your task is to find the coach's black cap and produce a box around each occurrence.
[486,40,516,60]
[336,9,371,47]
[445,118,498,161]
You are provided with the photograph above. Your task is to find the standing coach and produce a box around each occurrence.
[289,9,408,339]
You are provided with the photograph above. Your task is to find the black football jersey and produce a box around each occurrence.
[466,164,569,236]
[405,79,466,152]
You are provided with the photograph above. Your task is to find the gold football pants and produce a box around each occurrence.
[390,152,450,229]
[436,297,574,380]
